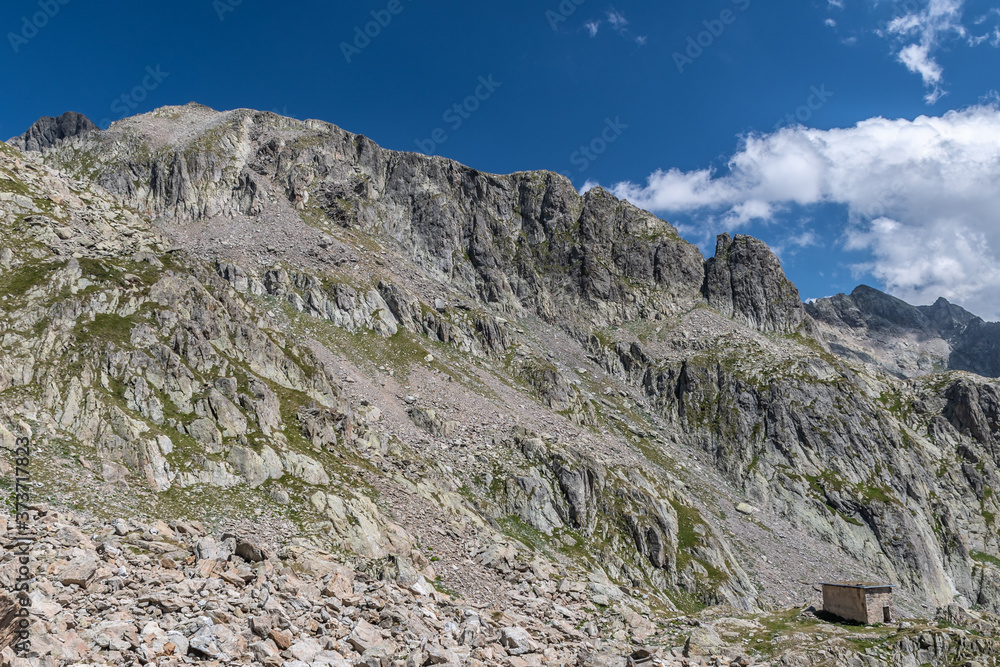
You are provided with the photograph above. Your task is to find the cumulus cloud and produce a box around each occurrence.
[611,106,1000,318]
[584,21,600,37]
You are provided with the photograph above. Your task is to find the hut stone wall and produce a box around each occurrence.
[822,585,894,624]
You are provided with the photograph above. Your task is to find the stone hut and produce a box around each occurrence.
[820,582,895,624]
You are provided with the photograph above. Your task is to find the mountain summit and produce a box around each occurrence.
[8,111,98,152]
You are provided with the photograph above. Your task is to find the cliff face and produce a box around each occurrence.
[14,104,805,335]
[4,104,1000,665]
[703,233,807,334]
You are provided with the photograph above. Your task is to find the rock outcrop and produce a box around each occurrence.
[7,111,98,152]
[703,233,807,334]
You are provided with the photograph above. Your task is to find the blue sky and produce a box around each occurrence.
[2,0,1000,315]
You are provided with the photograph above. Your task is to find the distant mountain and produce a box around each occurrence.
[807,285,1000,378]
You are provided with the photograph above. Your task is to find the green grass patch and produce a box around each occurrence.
[78,258,127,285]
[670,499,705,554]
[876,390,909,418]
[663,588,706,615]
[0,176,32,197]
[0,260,63,304]
[73,313,142,348]
[499,515,554,556]
[858,481,896,505]
[971,550,1000,568]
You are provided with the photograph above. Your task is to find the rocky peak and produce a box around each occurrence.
[702,233,806,334]
[808,286,978,336]
[846,285,933,332]
[7,110,98,152]
[922,295,979,338]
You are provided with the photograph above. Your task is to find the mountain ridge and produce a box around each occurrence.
[807,284,1000,379]
[8,104,810,337]
[17,107,1000,375]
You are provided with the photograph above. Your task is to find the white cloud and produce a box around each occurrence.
[885,0,965,103]
[607,10,629,30]
[806,295,836,304]
[967,27,1000,46]
[872,0,1000,103]
[770,228,821,260]
[789,230,819,248]
[585,8,645,46]
[613,168,737,211]
[896,43,946,102]
[825,18,837,27]
[828,0,844,8]
[610,106,1000,318]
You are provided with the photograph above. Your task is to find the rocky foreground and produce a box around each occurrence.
[2,506,1000,666]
